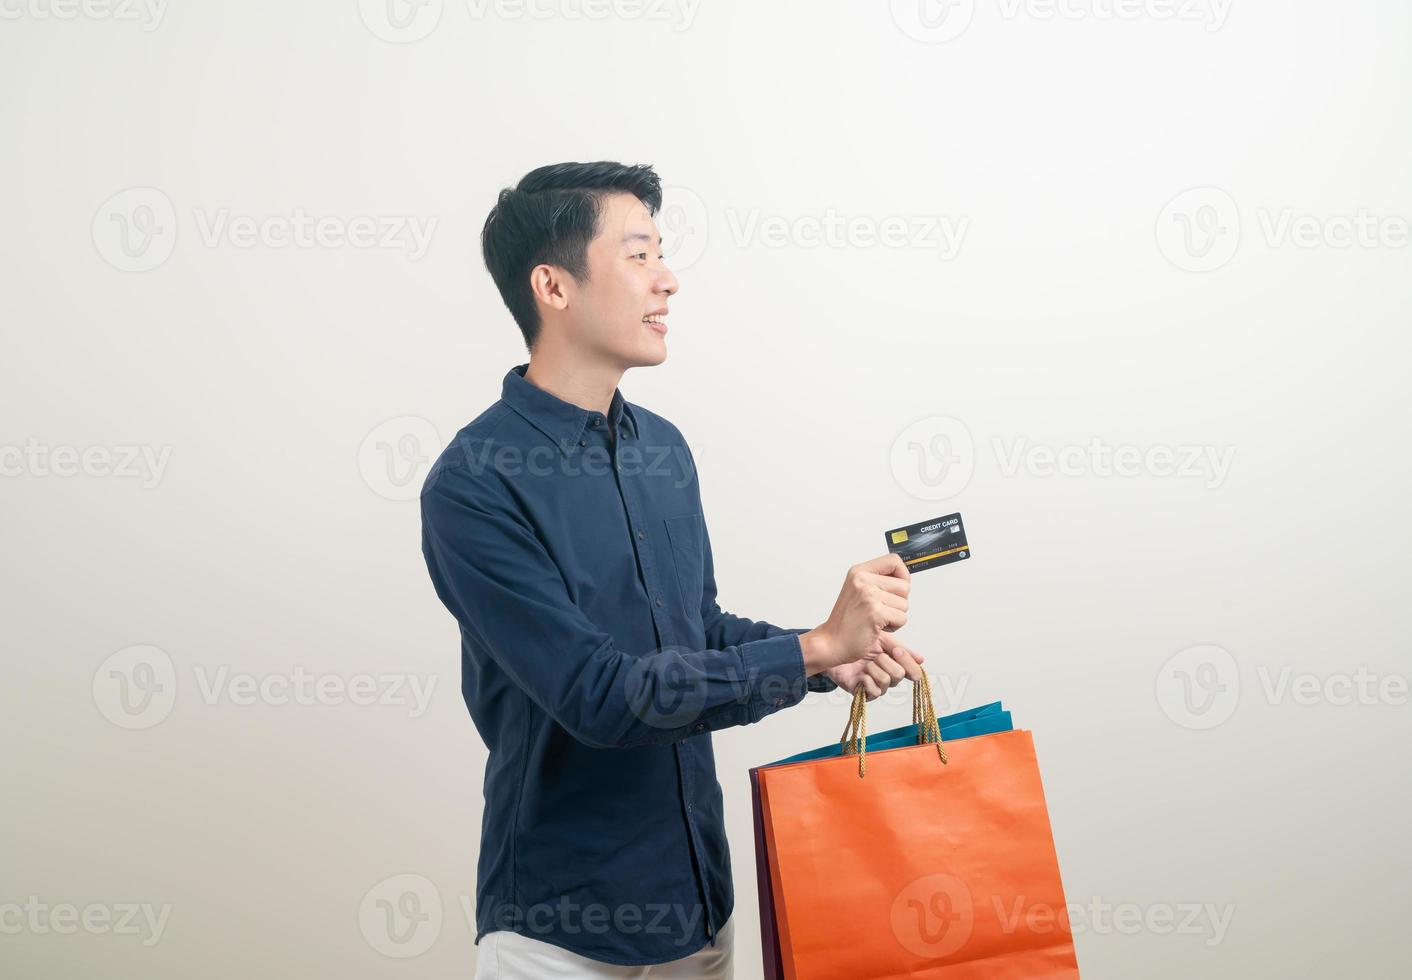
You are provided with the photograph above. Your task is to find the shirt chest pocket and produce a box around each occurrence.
[663,513,705,617]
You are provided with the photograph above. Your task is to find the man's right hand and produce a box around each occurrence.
[800,554,910,675]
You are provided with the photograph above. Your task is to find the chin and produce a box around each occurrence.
[626,341,668,368]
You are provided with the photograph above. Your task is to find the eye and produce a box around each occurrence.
[633,252,648,260]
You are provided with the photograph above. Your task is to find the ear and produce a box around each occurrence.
[529,263,571,313]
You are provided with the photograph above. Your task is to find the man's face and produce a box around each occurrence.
[563,192,678,370]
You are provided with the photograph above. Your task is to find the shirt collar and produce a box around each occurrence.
[502,362,638,455]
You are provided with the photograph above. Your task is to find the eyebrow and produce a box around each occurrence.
[622,232,661,248]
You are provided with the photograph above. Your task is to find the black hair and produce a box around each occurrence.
[480,161,664,352]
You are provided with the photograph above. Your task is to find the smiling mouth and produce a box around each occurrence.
[643,314,668,336]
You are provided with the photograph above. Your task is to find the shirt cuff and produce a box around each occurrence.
[742,631,808,723]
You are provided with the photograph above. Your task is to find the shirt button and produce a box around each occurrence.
[637,530,645,540]
[693,723,705,733]
[655,597,663,607]
[774,698,785,707]
[592,418,601,427]
[579,439,587,447]
[687,803,695,812]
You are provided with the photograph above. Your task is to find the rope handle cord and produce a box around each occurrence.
[838,670,949,778]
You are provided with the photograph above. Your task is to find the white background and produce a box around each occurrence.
[2,1,1409,977]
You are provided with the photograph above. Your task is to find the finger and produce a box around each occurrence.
[875,589,908,612]
[859,553,910,581]
[870,574,911,598]
[877,632,924,664]
[877,604,907,631]
[871,655,905,685]
[866,661,892,691]
[878,638,925,681]
[862,674,885,700]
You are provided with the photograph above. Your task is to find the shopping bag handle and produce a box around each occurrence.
[838,670,949,778]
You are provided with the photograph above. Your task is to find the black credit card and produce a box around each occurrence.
[884,513,970,572]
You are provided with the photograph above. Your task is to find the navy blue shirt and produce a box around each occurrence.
[420,363,837,966]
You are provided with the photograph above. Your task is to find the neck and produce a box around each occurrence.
[522,343,623,417]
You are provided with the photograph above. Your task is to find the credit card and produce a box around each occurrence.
[884,513,970,572]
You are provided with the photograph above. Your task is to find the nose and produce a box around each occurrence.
[655,264,679,298]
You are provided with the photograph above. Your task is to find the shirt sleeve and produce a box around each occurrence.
[420,462,809,749]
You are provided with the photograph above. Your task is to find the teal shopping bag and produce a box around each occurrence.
[767,700,1007,766]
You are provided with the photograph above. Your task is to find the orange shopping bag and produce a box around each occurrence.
[757,675,1080,979]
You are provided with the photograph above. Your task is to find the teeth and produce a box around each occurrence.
[644,315,665,324]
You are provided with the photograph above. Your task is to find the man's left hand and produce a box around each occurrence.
[823,632,926,701]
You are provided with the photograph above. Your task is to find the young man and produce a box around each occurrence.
[420,161,925,978]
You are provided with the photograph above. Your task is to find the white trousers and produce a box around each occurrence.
[474,913,734,979]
